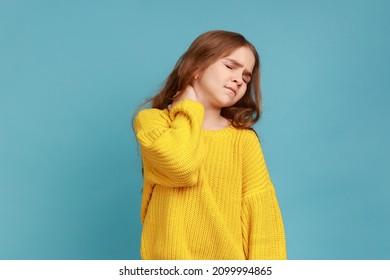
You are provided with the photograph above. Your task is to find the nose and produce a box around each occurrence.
[232,75,243,85]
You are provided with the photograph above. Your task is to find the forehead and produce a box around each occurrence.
[223,46,256,72]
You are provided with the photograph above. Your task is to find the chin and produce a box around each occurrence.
[219,101,237,108]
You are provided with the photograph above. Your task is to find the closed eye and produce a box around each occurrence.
[225,64,233,70]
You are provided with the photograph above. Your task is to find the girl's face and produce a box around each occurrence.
[193,46,255,110]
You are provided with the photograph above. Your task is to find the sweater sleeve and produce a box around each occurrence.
[241,131,287,260]
[134,100,205,187]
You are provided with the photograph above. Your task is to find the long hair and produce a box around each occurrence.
[135,30,262,129]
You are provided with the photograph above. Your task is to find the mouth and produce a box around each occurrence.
[225,86,237,95]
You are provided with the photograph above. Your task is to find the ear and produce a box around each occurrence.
[191,69,201,85]
[192,73,200,89]
[193,67,201,80]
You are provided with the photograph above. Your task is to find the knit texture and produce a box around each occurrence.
[134,99,287,260]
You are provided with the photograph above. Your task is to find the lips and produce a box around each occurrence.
[225,86,237,95]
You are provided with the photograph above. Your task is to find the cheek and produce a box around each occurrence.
[238,86,247,96]
[236,87,248,100]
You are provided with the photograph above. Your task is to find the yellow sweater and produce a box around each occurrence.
[134,100,287,260]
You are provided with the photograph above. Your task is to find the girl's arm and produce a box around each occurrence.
[241,131,287,260]
[134,97,204,187]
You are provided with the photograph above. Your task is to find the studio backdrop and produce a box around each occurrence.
[1,0,389,259]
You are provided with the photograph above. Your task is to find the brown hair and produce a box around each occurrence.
[137,30,262,129]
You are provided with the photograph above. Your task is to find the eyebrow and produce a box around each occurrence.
[225,58,253,79]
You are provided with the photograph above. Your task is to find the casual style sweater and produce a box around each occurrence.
[134,99,287,260]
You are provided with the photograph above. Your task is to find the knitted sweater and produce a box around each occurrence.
[134,99,287,260]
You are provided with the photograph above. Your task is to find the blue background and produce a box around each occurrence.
[1,0,389,260]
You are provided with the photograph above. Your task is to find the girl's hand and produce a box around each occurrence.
[168,85,197,110]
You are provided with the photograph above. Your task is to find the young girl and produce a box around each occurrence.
[133,30,287,260]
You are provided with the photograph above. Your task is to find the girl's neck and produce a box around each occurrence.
[202,107,231,130]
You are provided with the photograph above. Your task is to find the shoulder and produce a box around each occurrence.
[134,107,171,128]
[136,107,169,121]
[235,127,264,153]
[236,127,260,142]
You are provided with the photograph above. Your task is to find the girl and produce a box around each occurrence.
[133,30,286,260]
